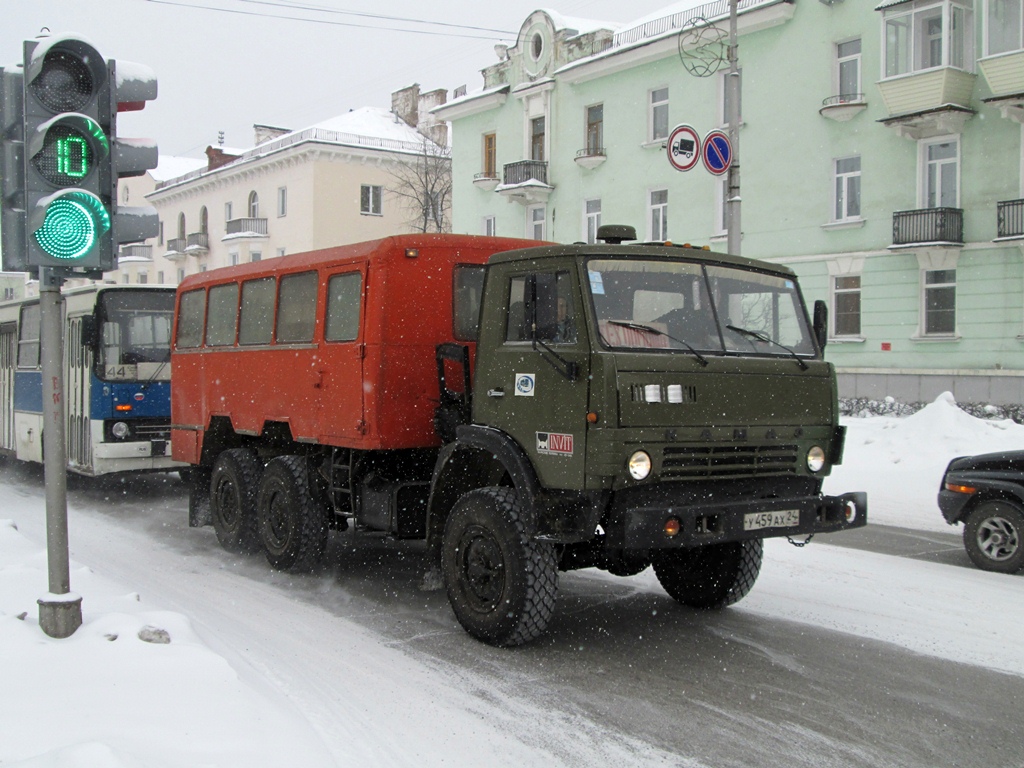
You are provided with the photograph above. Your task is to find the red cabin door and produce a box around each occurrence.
[316,268,366,443]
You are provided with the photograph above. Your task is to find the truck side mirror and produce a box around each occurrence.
[813,300,828,352]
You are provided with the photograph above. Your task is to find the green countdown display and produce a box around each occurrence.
[31,120,107,187]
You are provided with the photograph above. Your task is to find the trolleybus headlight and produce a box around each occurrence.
[807,445,826,473]
[111,421,130,439]
[628,450,652,480]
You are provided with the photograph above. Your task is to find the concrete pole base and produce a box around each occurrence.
[38,593,83,639]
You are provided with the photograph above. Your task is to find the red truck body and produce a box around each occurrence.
[171,234,538,465]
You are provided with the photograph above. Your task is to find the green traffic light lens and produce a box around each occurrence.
[33,192,111,261]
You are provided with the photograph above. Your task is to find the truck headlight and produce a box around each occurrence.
[111,421,130,439]
[807,445,826,472]
[628,450,652,480]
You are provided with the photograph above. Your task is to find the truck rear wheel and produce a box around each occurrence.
[441,487,558,647]
[653,539,763,609]
[257,455,329,572]
[210,448,263,554]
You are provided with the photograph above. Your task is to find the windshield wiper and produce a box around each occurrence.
[606,320,708,367]
[726,325,808,370]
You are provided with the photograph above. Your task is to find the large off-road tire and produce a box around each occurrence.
[963,500,1024,574]
[256,455,329,572]
[441,487,558,647]
[210,448,263,554]
[653,539,763,609]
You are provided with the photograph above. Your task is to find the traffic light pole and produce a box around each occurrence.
[37,266,81,639]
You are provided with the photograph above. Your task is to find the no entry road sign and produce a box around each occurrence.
[667,124,701,172]
[702,130,732,176]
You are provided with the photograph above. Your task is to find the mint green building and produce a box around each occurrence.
[433,0,1024,406]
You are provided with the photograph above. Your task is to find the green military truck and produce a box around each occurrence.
[176,228,866,647]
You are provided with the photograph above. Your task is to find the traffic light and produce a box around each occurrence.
[0,63,26,272]
[19,34,158,277]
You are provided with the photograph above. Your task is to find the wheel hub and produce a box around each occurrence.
[459,525,505,609]
[977,516,1018,561]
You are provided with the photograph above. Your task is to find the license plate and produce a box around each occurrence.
[743,509,800,531]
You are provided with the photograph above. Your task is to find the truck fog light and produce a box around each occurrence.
[844,500,858,523]
[628,450,652,480]
[806,445,826,472]
[112,421,130,439]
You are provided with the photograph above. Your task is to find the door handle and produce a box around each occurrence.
[487,389,505,398]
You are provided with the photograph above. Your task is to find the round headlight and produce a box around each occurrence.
[628,450,652,480]
[807,445,826,473]
[111,421,130,439]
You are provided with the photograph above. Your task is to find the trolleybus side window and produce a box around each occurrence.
[17,304,40,368]
[206,283,240,347]
[176,289,207,349]
[276,271,318,344]
[453,265,486,341]
[325,272,362,342]
[239,277,276,345]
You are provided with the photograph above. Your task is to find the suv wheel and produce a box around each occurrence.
[963,500,1024,574]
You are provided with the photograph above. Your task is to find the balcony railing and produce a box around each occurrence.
[225,217,268,236]
[166,237,186,254]
[118,244,152,261]
[186,232,209,251]
[503,160,548,186]
[892,207,964,246]
[997,199,1024,239]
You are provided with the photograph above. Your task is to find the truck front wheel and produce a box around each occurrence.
[441,487,558,647]
[210,448,263,554]
[256,455,329,572]
[653,539,763,609]
[963,500,1024,573]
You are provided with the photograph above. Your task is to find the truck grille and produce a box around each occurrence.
[661,444,799,480]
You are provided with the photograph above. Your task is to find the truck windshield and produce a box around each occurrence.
[587,258,816,358]
[96,289,175,380]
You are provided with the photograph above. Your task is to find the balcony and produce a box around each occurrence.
[819,93,867,122]
[165,237,187,261]
[997,199,1024,240]
[979,50,1024,121]
[877,69,976,139]
[223,218,268,240]
[574,147,607,169]
[496,160,553,204]
[892,207,964,247]
[472,172,499,192]
[185,232,209,255]
[118,244,152,263]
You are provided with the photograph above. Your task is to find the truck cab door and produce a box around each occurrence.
[473,268,591,491]
[318,269,365,442]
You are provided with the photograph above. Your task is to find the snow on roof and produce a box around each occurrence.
[541,9,621,36]
[151,155,206,182]
[310,106,426,145]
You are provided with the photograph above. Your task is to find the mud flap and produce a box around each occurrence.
[187,467,213,528]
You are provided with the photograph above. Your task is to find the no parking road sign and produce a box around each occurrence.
[702,130,733,176]
[667,124,701,172]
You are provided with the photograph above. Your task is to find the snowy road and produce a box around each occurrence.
[6,461,1023,768]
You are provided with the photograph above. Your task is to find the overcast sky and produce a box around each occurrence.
[3,0,678,158]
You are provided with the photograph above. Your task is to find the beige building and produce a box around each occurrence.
[136,84,450,284]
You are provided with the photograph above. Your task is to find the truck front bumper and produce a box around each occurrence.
[615,490,867,549]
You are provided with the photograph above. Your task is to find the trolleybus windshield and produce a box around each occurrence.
[96,290,175,380]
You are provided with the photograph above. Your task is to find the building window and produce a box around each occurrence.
[832,275,862,337]
[158,220,164,246]
[483,133,497,178]
[585,104,603,154]
[527,205,546,240]
[836,39,862,99]
[530,116,545,162]
[360,184,383,215]
[248,191,259,219]
[177,213,185,239]
[883,1,974,77]
[483,216,496,236]
[229,252,239,267]
[251,251,262,263]
[585,199,602,244]
[922,138,959,208]
[649,87,669,142]
[924,269,956,335]
[987,0,1023,55]
[649,189,668,241]
[138,272,148,285]
[177,268,185,283]
[122,273,130,285]
[157,271,164,284]
[834,156,862,221]
[224,201,233,222]
[277,187,287,217]
[199,206,208,234]
[276,248,285,258]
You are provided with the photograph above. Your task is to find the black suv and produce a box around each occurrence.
[939,451,1024,574]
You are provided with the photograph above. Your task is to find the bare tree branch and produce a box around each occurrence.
[387,137,452,233]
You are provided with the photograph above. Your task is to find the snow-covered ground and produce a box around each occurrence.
[2,393,1023,767]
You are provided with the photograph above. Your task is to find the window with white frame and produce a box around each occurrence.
[530,116,546,162]
[247,191,259,219]
[987,0,1023,55]
[922,138,959,208]
[834,156,862,221]
[527,205,546,240]
[177,268,185,283]
[923,268,956,334]
[585,199,602,244]
[483,216,496,237]
[229,252,239,266]
[832,275,862,337]
[251,251,262,262]
[277,186,287,217]
[883,0,974,77]
[122,274,129,284]
[138,272,148,285]
[224,201,232,222]
[360,185,383,215]
[649,189,668,241]
[649,87,669,142]
[836,39,862,100]
[157,271,164,284]
[276,248,285,258]
[585,104,603,154]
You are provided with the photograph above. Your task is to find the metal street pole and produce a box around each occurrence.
[726,0,742,256]
[37,266,81,638]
